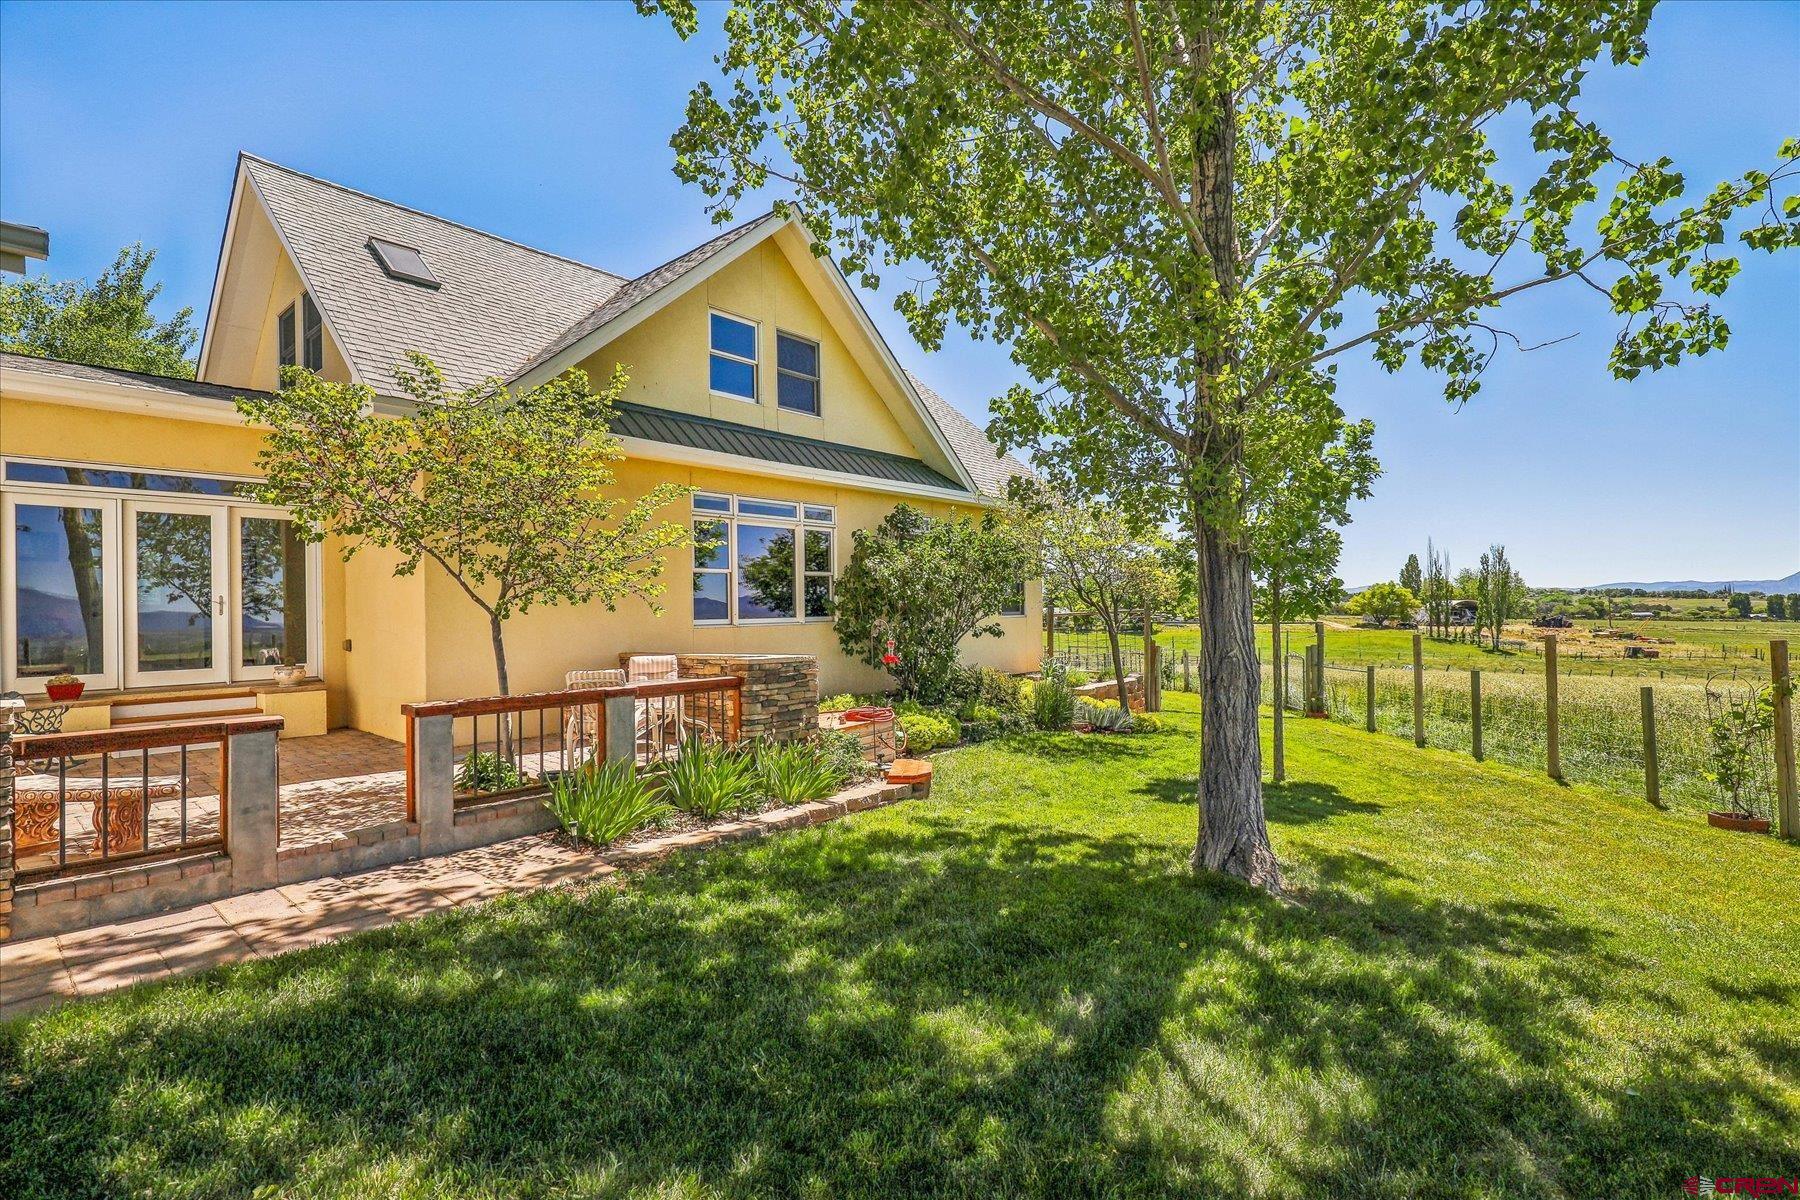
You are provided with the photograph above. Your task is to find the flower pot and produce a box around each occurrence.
[45,681,85,701]
[1707,811,1771,834]
[272,665,306,687]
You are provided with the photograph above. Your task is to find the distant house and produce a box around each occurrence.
[1627,610,1657,620]
[1534,613,1572,628]
[1450,599,1478,626]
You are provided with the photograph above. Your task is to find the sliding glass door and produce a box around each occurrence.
[124,501,229,688]
[232,511,310,679]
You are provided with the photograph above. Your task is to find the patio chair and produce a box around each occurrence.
[625,656,685,761]
[561,668,625,772]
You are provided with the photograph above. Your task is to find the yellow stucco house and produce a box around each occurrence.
[0,154,1038,744]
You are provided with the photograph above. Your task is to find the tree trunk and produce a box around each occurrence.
[1270,575,1284,783]
[489,613,511,696]
[1192,516,1283,891]
[1102,600,1129,715]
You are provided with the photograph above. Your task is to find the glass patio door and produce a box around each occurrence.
[123,500,229,688]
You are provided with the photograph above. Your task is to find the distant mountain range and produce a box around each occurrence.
[1572,570,1800,594]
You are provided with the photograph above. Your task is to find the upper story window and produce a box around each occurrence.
[999,580,1027,617]
[709,311,758,402]
[277,304,297,374]
[776,332,820,415]
[302,294,324,372]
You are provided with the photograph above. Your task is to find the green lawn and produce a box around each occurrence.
[4,695,1797,1198]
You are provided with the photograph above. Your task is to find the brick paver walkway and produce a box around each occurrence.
[0,778,915,1020]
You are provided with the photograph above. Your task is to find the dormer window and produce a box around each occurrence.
[776,331,819,415]
[367,237,440,288]
[277,304,296,374]
[302,294,323,371]
[709,311,758,402]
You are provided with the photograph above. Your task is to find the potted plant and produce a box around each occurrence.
[1704,688,1774,834]
[272,659,307,687]
[44,672,85,701]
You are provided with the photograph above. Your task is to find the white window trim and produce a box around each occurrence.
[690,490,835,626]
[2,455,324,694]
[708,309,760,404]
[775,329,822,418]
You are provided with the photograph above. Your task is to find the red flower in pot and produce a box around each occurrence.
[44,672,86,701]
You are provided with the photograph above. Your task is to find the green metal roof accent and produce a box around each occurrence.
[609,401,968,494]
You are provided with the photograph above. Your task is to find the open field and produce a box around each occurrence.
[3,695,1796,1198]
[1055,618,1800,681]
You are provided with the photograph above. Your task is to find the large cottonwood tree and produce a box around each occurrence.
[647,0,1798,891]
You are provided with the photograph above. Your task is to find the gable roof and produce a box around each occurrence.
[232,154,626,391]
[907,373,1034,499]
[217,156,1030,499]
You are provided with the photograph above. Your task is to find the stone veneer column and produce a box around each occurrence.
[1,696,20,942]
[623,653,820,743]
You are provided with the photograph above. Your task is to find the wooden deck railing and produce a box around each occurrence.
[10,714,282,882]
[400,676,744,812]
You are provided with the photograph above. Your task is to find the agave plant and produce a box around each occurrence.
[660,736,763,818]
[757,738,845,805]
[545,758,671,846]
[1077,699,1134,733]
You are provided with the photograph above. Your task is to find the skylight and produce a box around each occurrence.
[367,237,440,288]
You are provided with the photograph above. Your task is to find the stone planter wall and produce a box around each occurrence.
[1073,674,1146,712]
[622,653,820,743]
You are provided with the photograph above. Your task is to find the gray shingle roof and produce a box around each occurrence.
[242,155,626,391]
[514,211,781,380]
[611,402,963,492]
[906,372,1034,499]
[1,351,273,405]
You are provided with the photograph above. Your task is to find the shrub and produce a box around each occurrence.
[1077,699,1134,732]
[962,711,1033,742]
[820,693,858,713]
[456,750,523,793]
[1131,712,1166,734]
[660,738,763,818]
[1031,661,1076,731]
[1064,668,1091,688]
[758,738,845,805]
[816,729,873,786]
[545,759,671,845]
[977,667,1026,712]
[899,711,960,753]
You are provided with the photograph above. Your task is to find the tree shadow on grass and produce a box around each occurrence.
[1131,775,1383,828]
[3,813,1793,1198]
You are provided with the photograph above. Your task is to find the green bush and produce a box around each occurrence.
[660,738,763,818]
[545,759,670,845]
[977,668,1026,712]
[816,729,873,786]
[758,738,845,805]
[899,711,960,753]
[455,750,523,793]
[1064,668,1091,689]
[820,693,858,713]
[962,711,1033,743]
[1031,661,1076,731]
[1131,711,1166,734]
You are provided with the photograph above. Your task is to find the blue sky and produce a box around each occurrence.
[2,0,1795,588]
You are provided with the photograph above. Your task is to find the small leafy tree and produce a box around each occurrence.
[1422,539,1455,639]
[832,502,1032,701]
[1399,554,1423,596]
[1,244,197,377]
[1030,493,1180,700]
[1477,544,1524,650]
[235,354,691,695]
[1705,689,1773,819]
[1348,581,1419,628]
[1770,594,1789,621]
[1728,592,1753,619]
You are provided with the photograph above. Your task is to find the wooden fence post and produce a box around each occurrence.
[1314,619,1326,677]
[1471,669,1483,761]
[1772,640,1797,840]
[1146,639,1162,712]
[1412,632,1425,747]
[1045,599,1055,658]
[1545,634,1562,781]
[1365,665,1376,733]
[1641,685,1661,809]
[1182,649,1192,693]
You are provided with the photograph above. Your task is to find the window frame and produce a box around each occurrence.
[1,455,324,694]
[689,491,835,626]
[999,579,1027,617]
[302,293,324,372]
[708,309,760,404]
[775,329,821,416]
[277,303,297,379]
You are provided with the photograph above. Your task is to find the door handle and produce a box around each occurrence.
[216,594,226,616]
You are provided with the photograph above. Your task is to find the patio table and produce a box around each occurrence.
[12,773,184,856]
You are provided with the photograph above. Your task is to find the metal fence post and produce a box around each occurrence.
[1545,634,1562,780]
[1772,639,1797,840]
[1412,632,1425,747]
[1471,669,1483,761]
[1641,685,1661,809]
[1365,665,1376,733]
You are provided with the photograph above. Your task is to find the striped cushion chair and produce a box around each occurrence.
[562,669,625,771]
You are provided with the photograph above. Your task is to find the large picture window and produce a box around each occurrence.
[691,492,834,625]
[709,311,758,401]
[2,458,320,694]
